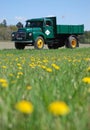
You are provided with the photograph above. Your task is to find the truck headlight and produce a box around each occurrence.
[29,33,32,36]
[12,34,15,37]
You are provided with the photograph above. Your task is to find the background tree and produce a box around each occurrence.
[0,19,7,27]
[2,19,7,27]
[0,25,17,40]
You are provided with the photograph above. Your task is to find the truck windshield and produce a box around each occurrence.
[25,21,43,28]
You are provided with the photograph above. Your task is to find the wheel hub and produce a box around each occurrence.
[37,39,43,48]
[71,39,76,48]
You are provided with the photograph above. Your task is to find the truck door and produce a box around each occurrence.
[44,20,54,38]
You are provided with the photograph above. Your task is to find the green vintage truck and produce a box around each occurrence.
[11,16,84,49]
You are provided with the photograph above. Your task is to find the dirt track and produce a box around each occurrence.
[0,41,34,50]
[0,41,90,50]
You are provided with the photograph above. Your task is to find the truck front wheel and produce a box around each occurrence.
[67,36,78,49]
[15,42,25,49]
[34,36,44,49]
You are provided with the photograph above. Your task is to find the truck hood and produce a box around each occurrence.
[18,27,42,33]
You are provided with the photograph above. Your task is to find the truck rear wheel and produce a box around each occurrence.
[34,36,44,49]
[15,42,25,49]
[67,36,78,49]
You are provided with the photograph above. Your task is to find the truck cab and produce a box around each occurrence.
[11,17,84,49]
[26,18,55,37]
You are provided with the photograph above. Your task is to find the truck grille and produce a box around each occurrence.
[16,32,26,40]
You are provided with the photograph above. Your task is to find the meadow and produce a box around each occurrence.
[0,47,90,130]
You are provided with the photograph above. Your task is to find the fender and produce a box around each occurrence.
[33,31,46,42]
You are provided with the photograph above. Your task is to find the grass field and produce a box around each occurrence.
[0,48,90,130]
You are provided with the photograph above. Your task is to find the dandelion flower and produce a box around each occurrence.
[0,78,8,88]
[17,72,23,76]
[17,72,23,78]
[51,63,60,70]
[17,63,21,67]
[27,86,32,90]
[48,101,70,116]
[85,58,90,61]
[9,73,14,77]
[43,59,48,63]
[18,67,22,70]
[30,57,35,62]
[87,67,90,72]
[15,58,18,61]
[15,100,34,114]
[29,63,36,68]
[41,65,47,69]
[2,66,7,69]
[2,82,8,88]
[0,79,7,83]
[46,68,52,72]
[82,77,90,84]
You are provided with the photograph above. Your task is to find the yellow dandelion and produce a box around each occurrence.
[87,67,90,72]
[41,65,47,69]
[48,101,70,116]
[42,59,48,63]
[2,66,7,69]
[9,73,14,77]
[15,100,34,114]
[0,78,8,88]
[82,77,90,84]
[16,72,23,78]
[15,58,18,61]
[2,82,8,88]
[17,63,21,67]
[17,72,23,76]
[27,85,32,90]
[85,58,90,61]
[18,67,22,70]
[36,60,42,65]
[0,79,7,83]
[17,75,20,79]
[51,63,60,70]
[29,63,36,68]
[30,57,35,62]
[46,68,52,73]
[68,59,72,62]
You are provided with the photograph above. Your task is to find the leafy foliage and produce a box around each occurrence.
[79,31,90,43]
[0,25,17,40]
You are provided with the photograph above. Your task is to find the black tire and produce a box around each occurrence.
[67,36,78,49]
[65,39,69,48]
[15,42,25,49]
[34,36,44,49]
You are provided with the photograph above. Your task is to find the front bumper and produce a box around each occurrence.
[14,40,33,43]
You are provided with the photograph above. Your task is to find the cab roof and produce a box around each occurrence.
[26,16,56,22]
[26,18,44,22]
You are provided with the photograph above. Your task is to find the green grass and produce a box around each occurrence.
[0,48,90,130]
